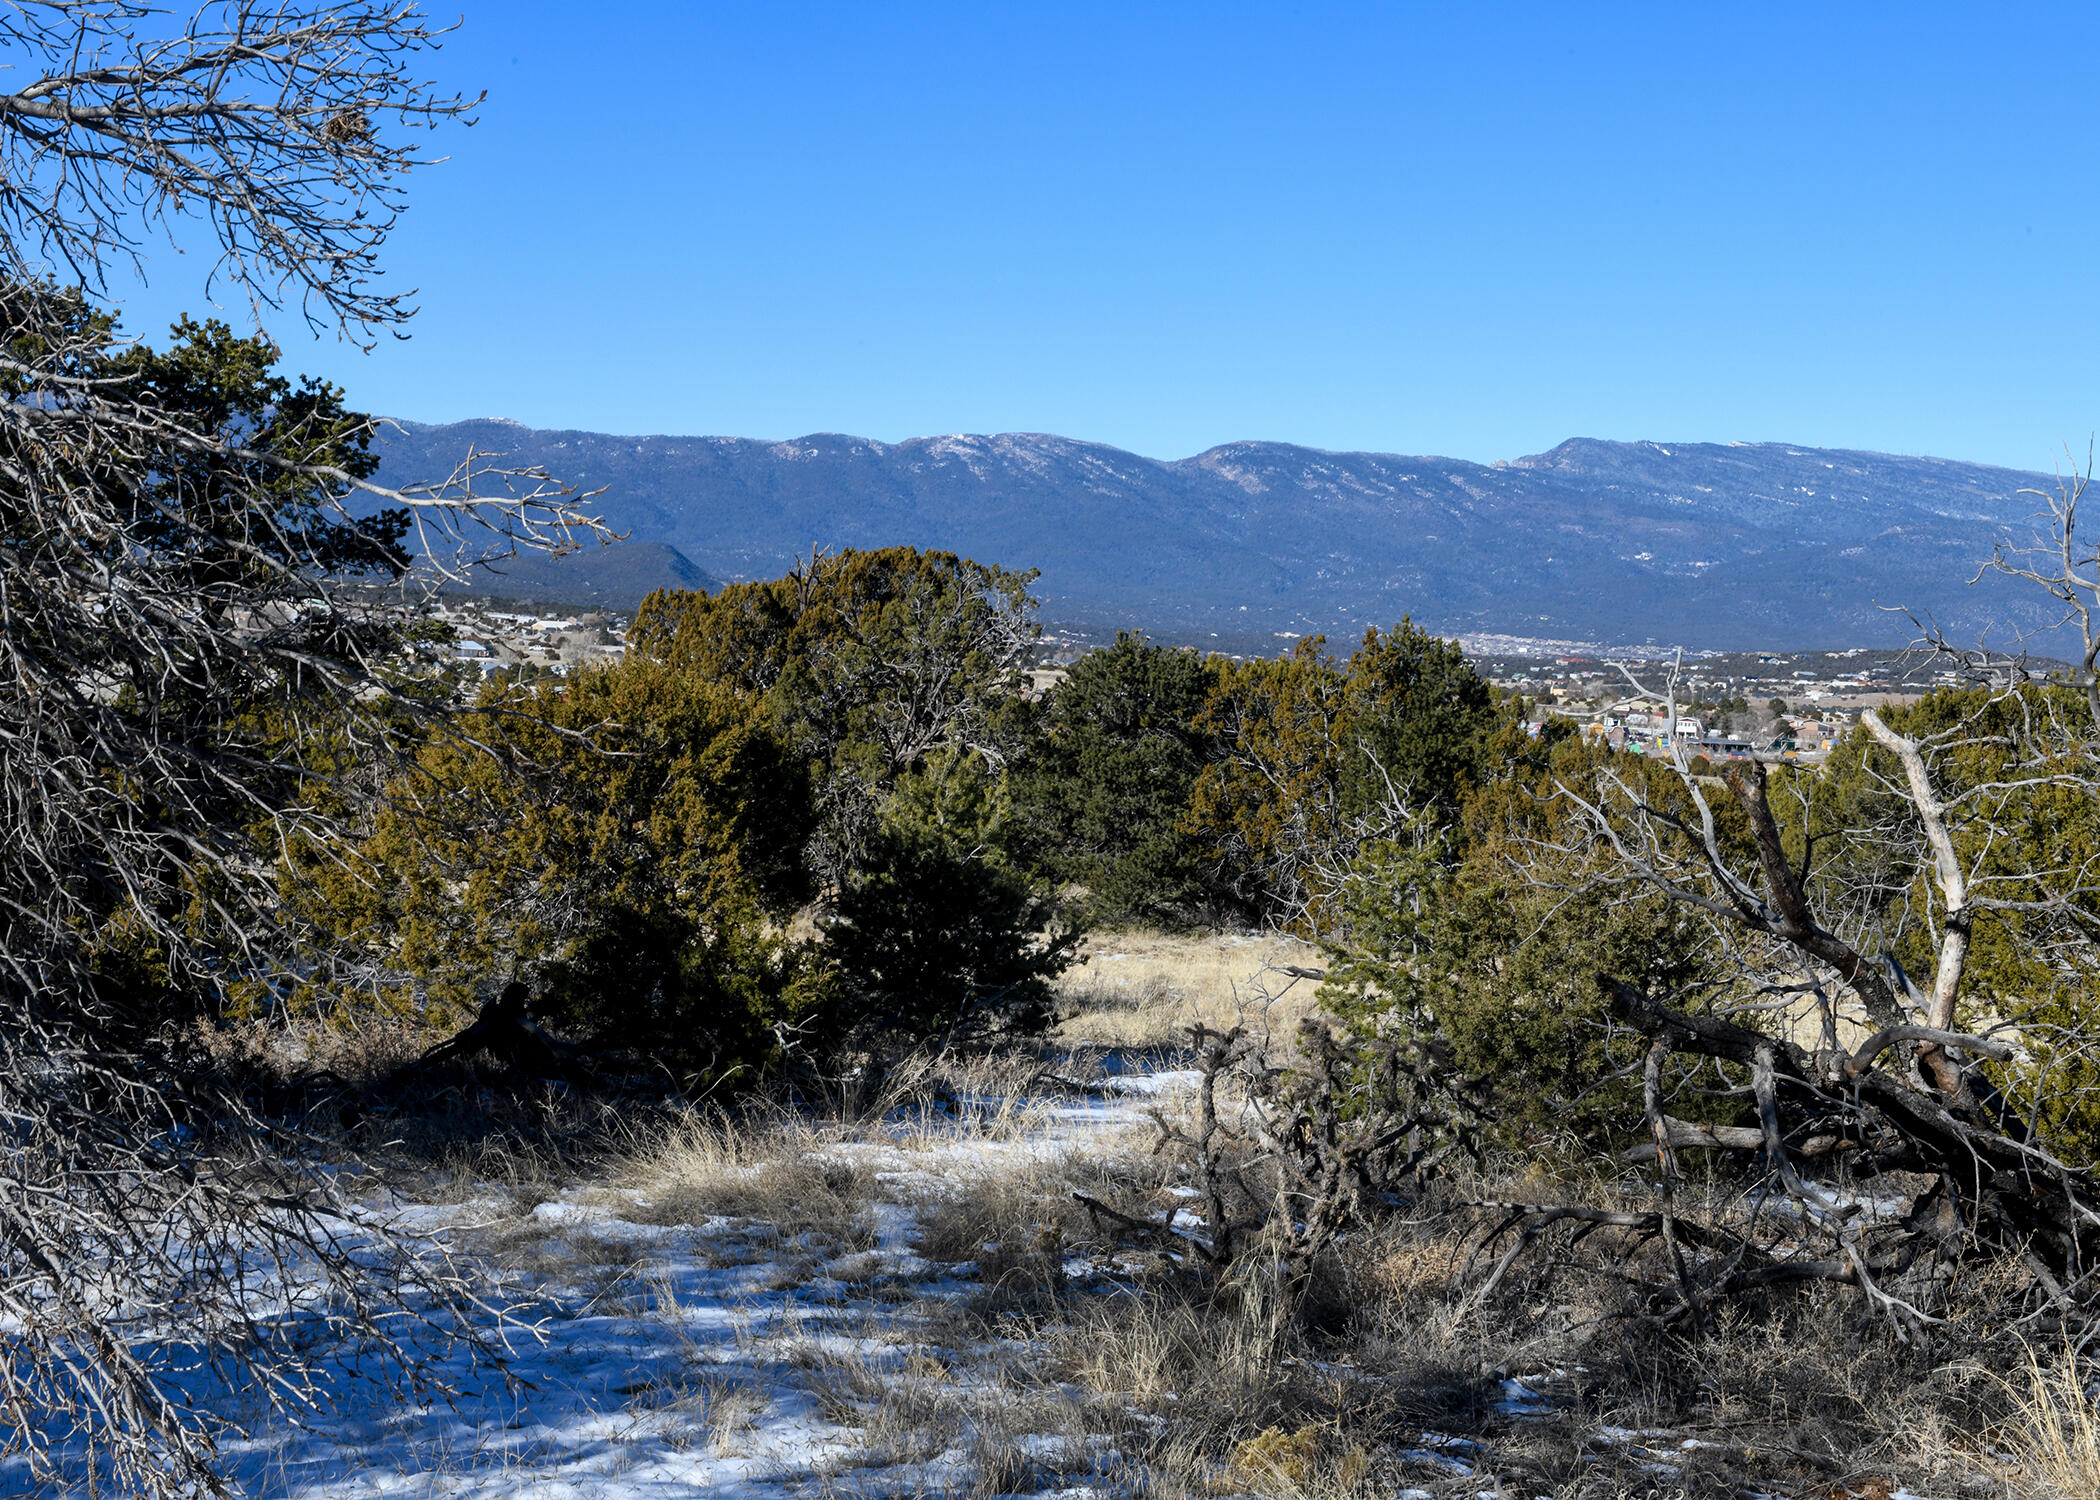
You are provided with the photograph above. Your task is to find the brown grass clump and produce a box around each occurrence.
[186,1012,439,1091]
[1227,1424,1375,1499]
[261,927,2064,1498]
[614,1109,877,1245]
[913,1170,1071,1316]
[2002,1343,2100,1498]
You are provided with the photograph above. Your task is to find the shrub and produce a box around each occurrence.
[631,546,1041,882]
[1183,622,1504,935]
[1318,733,1720,1146]
[304,656,824,1081]
[823,749,1081,1046]
[1007,631,1216,925]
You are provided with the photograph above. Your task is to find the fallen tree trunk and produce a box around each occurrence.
[1590,977,2100,1332]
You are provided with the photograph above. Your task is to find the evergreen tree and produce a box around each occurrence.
[632,546,1040,881]
[1182,622,1503,933]
[308,657,829,1082]
[825,749,1081,1046]
[1008,632,1216,924]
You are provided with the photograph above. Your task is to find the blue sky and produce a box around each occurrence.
[114,3,2100,468]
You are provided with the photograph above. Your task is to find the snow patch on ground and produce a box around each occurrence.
[162,1069,1189,1497]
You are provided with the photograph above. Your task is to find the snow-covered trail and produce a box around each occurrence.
[0,1054,1963,1499]
[216,1069,1198,1499]
[236,1208,938,1497]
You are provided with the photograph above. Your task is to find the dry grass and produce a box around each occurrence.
[866,1050,1070,1150]
[789,1295,1115,1490]
[612,1107,879,1248]
[1225,1424,1378,1500]
[288,925,2049,1499]
[1053,927,1324,1049]
[890,1142,2027,1500]
[2004,1342,2100,1497]
[186,1011,439,1088]
[637,1373,769,1456]
[383,1068,2032,1500]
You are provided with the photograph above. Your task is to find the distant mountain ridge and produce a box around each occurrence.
[422,538,717,610]
[373,421,2068,649]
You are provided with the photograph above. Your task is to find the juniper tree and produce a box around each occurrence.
[632,545,1042,884]
[1006,631,1216,925]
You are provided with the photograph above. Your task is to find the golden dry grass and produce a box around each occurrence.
[427,1048,2035,1500]
[2004,1343,2100,1497]
[331,934,2041,1500]
[1052,927,1325,1048]
[610,1107,880,1242]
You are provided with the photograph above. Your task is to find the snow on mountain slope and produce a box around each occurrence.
[374,425,2067,648]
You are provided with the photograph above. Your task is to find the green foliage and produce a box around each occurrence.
[1183,638,1348,928]
[632,546,1041,884]
[1007,631,1216,924]
[600,547,1081,1062]
[824,748,1082,1046]
[632,545,1038,773]
[1182,622,1503,934]
[104,315,408,581]
[534,910,838,1088]
[304,657,825,1081]
[313,551,1083,1079]
[1318,735,1718,1145]
[1338,619,1499,819]
[1811,686,2100,1159]
[2,301,406,610]
[9,311,418,1025]
[1311,676,2100,1162]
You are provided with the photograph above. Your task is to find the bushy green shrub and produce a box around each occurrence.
[825,749,1081,1046]
[1182,621,1505,935]
[315,553,1082,1083]
[1317,735,1717,1146]
[1007,631,1217,925]
[301,656,824,1081]
[631,545,1040,880]
[1811,686,2100,1162]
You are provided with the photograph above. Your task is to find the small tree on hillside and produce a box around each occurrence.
[1184,638,1353,930]
[1184,624,1502,935]
[1341,617,1500,820]
[1338,514,2100,1334]
[826,748,1082,1048]
[629,551,1088,1056]
[307,658,828,1083]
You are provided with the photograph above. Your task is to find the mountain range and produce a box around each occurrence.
[372,422,2075,650]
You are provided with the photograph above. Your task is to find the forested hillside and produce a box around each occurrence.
[377,421,2067,647]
